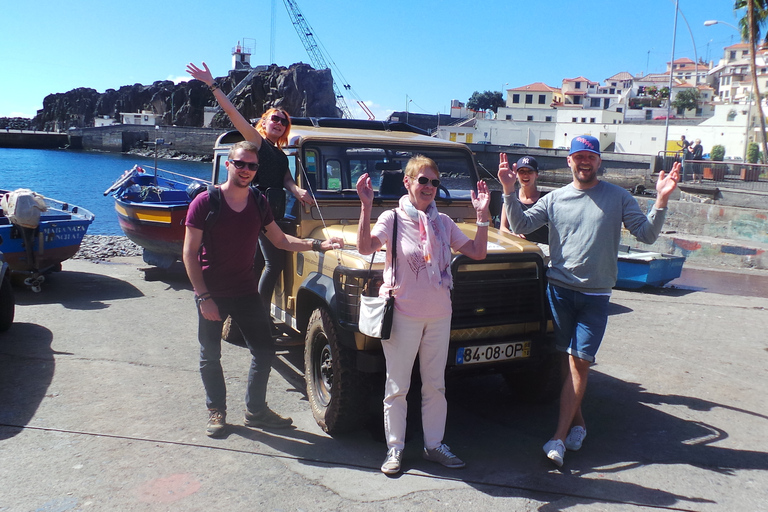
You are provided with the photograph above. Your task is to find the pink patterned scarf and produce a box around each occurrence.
[398,195,452,290]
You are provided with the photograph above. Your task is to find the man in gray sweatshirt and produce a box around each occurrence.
[498,135,680,467]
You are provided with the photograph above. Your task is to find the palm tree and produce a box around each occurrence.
[736,0,768,162]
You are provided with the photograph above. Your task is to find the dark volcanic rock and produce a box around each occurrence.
[32,63,341,131]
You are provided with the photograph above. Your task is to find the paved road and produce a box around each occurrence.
[1,257,766,511]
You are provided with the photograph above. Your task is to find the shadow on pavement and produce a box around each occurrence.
[0,322,56,441]
[438,368,765,509]
[13,270,144,310]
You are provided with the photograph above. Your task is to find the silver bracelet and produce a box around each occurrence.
[476,221,490,227]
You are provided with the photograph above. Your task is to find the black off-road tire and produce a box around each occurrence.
[0,276,15,332]
[304,307,370,434]
[503,352,562,404]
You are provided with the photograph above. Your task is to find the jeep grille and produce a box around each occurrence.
[450,253,548,330]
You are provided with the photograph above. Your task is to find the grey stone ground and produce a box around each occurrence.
[0,256,767,511]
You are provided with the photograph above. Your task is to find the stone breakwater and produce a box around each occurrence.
[74,235,143,261]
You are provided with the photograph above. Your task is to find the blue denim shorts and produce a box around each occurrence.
[547,283,610,363]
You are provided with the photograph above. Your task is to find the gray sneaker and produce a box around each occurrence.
[565,426,587,451]
[206,409,226,437]
[244,406,293,429]
[543,439,565,467]
[381,448,403,475]
[423,443,466,469]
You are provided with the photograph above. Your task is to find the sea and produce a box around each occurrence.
[1,148,212,235]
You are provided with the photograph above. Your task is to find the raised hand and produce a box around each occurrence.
[186,62,214,87]
[655,162,680,208]
[498,153,517,195]
[356,173,374,207]
[471,180,491,221]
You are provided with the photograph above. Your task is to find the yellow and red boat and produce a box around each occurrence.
[105,165,210,268]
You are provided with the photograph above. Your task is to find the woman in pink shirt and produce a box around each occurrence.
[356,155,491,475]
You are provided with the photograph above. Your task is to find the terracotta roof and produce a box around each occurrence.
[606,71,633,81]
[725,43,750,50]
[668,57,695,65]
[508,82,560,93]
[672,64,709,72]
[563,76,598,85]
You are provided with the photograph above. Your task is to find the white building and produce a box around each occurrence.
[120,110,163,126]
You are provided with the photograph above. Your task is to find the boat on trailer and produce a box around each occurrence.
[615,244,686,289]
[0,188,95,292]
[104,165,211,268]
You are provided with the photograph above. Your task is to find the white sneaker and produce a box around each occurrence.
[381,448,403,475]
[565,426,587,451]
[543,439,565,467]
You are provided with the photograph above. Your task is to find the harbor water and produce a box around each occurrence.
[1,148,212,235]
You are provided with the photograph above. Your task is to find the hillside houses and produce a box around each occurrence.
[435,43,766,159]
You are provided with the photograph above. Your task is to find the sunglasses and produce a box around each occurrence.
[270,114,289,127]
[229,159,259,171]
[417,176,441,187]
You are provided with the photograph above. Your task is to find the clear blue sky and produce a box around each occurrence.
[0,0,746,121]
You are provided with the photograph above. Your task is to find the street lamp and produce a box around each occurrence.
[704,19,739,31]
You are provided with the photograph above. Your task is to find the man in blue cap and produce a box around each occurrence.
[498,135,680,467]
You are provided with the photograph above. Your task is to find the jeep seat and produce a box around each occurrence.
[378,170,405,199]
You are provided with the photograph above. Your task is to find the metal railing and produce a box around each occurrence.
[656,151,768,192]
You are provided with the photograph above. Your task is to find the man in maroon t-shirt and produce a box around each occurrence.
[183,140,341,438]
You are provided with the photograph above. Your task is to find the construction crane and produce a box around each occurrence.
[281,0,374,119]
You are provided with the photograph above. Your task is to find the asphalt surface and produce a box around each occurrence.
[1,257,767,511]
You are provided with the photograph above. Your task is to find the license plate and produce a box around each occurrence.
[456,341,531,365]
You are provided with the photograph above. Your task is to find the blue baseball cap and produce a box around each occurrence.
[569,135,601,156]
[516,156,538,172]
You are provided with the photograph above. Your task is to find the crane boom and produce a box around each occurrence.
[282,0,353,119]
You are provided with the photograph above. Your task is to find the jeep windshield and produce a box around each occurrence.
[297,144,478,200]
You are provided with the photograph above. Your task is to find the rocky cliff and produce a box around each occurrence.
[32,63,341,131]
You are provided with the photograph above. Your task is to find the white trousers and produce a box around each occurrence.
[381,310,452,451]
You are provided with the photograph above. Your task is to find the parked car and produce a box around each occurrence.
[654,115,676,120]
[211,119,560,434]
[511,143,527,148]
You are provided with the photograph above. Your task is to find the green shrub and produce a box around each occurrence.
[747,142,760,163]
[710,145,725,161]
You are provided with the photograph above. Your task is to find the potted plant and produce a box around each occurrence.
[742,142,761,181]
[705,145,726,181]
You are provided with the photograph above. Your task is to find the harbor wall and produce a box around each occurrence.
[0,130,81,149]
[628,195,768,270]
[68,125,222,156]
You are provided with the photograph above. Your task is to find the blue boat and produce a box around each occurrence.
[0,189,95,291]
[615,245,685,289]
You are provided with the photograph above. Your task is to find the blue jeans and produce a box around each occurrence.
[546,283,610,363]
[197,293,275,412]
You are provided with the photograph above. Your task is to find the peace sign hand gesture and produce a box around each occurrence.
[498,153,518,196]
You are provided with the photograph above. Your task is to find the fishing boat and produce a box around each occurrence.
[104,165,210,268]
[615,244,686,289]
[0,188,95,292]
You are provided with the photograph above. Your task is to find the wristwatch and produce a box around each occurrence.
[312,239,323,252]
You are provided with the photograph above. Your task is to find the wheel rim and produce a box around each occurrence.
[313,333,333,407]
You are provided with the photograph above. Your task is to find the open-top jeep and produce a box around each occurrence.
[211,118,559,434]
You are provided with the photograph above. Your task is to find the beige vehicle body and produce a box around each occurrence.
[211,118,557,434]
